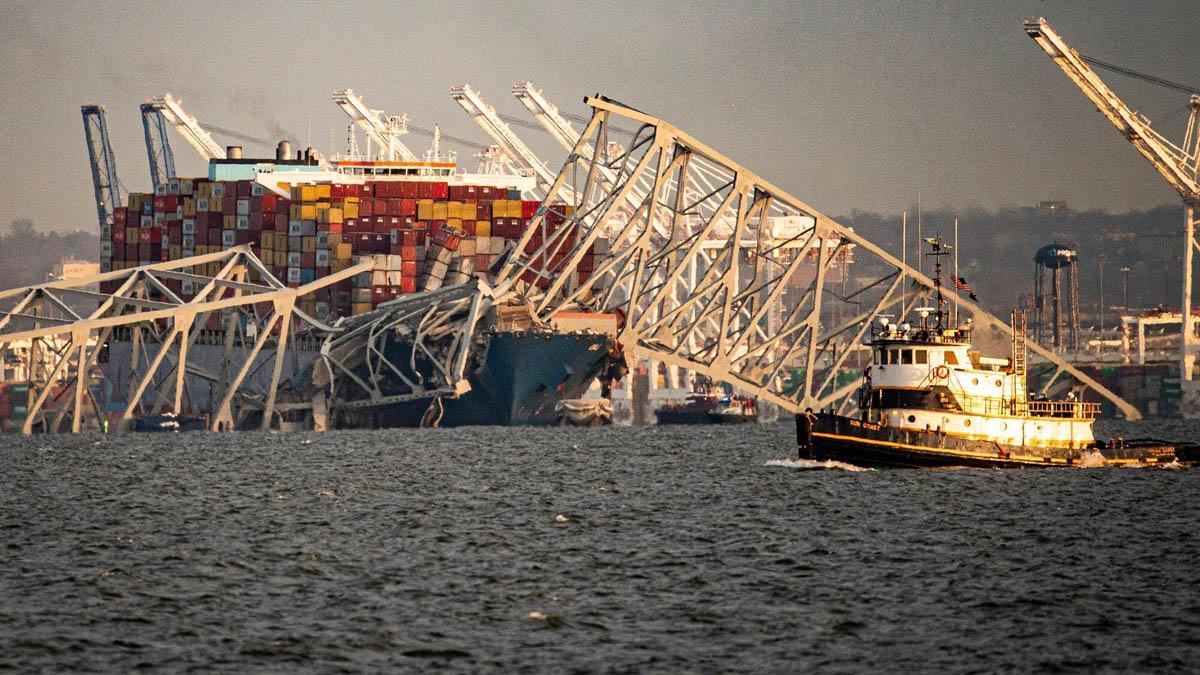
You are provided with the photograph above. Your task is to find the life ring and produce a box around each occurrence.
[933,365,950,380]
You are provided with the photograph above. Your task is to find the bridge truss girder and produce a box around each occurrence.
[0,246,370,434]
[496,95,1140,419]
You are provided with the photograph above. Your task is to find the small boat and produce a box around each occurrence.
[797,237,1187,469]
[706,396,758,424]
[656,382,758,425]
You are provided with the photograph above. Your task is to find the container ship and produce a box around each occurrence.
[96,144,624,428]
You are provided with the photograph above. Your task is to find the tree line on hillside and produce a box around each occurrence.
[835,204,1189,318]
[0,220,98,291]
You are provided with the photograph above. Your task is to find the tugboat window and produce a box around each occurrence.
[901,349,913,364]
[944,351,959,365]
[907,415,916,423]
[915,350,928,364]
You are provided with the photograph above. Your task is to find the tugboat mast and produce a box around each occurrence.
[924,237,952,332]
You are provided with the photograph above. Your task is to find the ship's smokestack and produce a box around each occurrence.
[227,145,243,159]
[276,139,292,161]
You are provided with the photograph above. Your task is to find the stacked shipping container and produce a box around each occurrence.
[100,177,595,321]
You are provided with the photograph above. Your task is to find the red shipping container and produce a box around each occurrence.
[300,252,316,267]
[360,200,374,217]
[402,260,417,277]
[222,194,237,213]
[208,229,223,245]
[112,227,126,243]
[343,218,359,233]
[431,182,448,199]
[276,198,291,214]
[237,181,251,198]
[372,233,389,252]
[275,213,288,232]
[331,184,346,199]
[401,244,417,259]
[139,242,153,259]
[114,207,127,225]
[521,200,539,219]
[462,220,476,236]
[398,199,415,216]
[125,244,138,260]
[154,195,178,212]
[327,222,342,234]
[389,243,404,255]
[400,181,418,198]
[235,231,251,245]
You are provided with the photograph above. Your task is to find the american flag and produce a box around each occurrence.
[953,276,979,301]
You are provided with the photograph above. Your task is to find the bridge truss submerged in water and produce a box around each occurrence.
[0,97,1141,433]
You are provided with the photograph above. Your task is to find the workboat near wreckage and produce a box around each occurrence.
[797,237,1195,469]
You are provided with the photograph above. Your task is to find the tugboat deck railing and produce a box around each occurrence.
[952,392,1101,420]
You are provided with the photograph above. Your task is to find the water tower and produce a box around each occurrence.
[1034,243,1081,351]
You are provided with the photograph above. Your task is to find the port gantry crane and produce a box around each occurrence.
[1025,18,1200,406]
[80,104,124,232]
[139,103,177,192]
[144,94,227,161]
[332,88,420,162]
[450,83,574,201]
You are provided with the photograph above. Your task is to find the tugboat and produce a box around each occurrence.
[797,237,1186,468]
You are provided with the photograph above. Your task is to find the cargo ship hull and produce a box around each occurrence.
[341,330,614,428]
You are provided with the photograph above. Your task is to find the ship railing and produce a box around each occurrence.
[952,393,1100,420]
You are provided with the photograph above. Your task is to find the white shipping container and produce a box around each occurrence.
[387,254,402,270]
[221,231,236,246]
[182,219,196,234]
[386,271,403,285]
[287,252,302,267]
[197,198,210,211]
[237,199,250,216]
[251,183,265,196]
[182,234,195,248]
[212,184,225,199]
[236,215,249,230]
[287,267,301,283]
[371,270,388,286]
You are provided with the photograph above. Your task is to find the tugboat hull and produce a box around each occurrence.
[798,412,1179,469]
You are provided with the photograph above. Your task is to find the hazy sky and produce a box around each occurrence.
[2,0,1197,233]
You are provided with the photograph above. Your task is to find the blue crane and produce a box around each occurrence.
[139,103,176,192]
[80,104,123,230]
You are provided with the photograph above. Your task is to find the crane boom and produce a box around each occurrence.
[1025,16,1200,396]
[331,88,419,162]
[145,93,226,161]
[450,83,568,199]
[81,104,123,230]
[1024,17,1199,201]
[139,103,177,192]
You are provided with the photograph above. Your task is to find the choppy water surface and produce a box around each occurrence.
[2,420,1199,671]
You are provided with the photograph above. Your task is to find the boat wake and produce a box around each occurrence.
[764,458,875,472]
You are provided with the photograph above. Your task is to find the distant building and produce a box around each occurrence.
[52,259,100,290]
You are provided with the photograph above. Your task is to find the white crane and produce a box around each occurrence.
[1025,17,1200,394]
[331,88,420,162]
[450,83,569,200]
[145,93,226,161]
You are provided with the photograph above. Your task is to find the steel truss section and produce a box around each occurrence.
[496,95,1140,419]
[0,246,370,434]
[312,280,493,424]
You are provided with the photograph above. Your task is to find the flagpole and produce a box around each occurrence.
[902,211,907,322]
[954,218,959,326]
